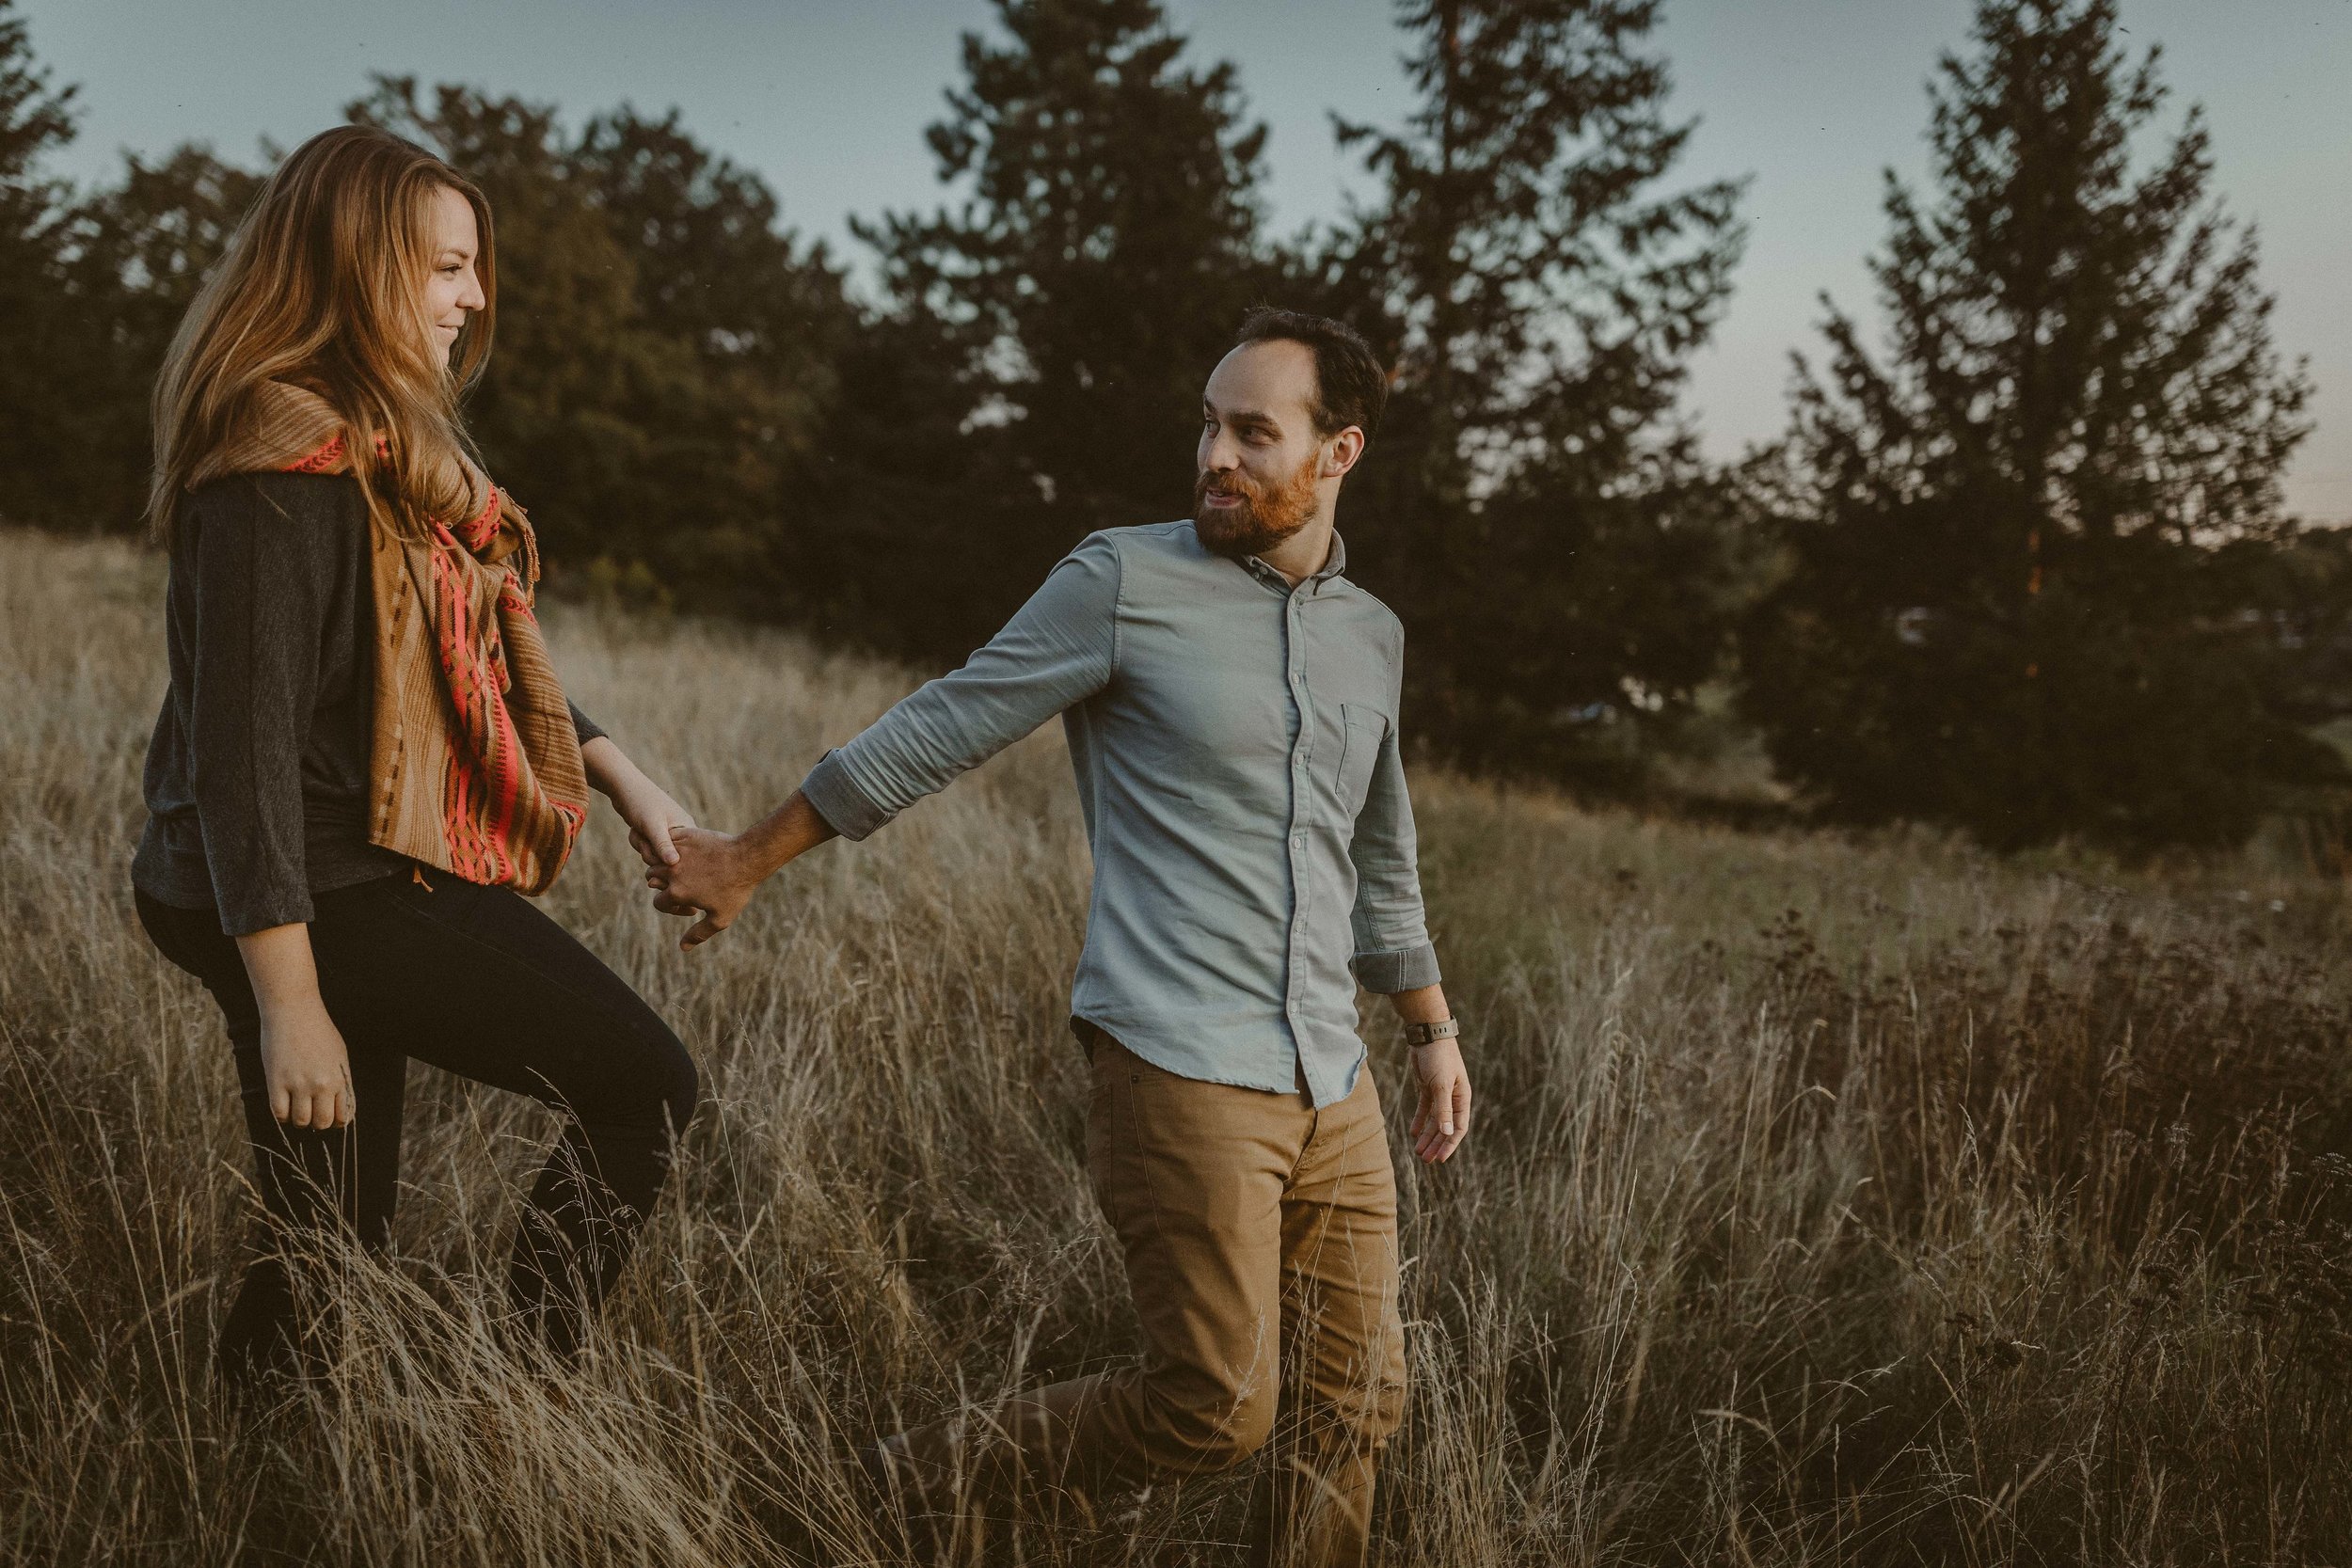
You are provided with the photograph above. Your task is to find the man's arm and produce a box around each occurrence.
[1348,717,1470,1163]
[1347,717,1440,993]
[651,534,1121,947]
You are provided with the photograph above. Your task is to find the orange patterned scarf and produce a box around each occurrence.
[191,381,589,895]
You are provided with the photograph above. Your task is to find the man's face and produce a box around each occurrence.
[1195,340,1332,560]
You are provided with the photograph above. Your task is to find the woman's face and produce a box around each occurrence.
[422,184,485,368]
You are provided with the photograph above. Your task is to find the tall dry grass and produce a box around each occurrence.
[2,525,2348,1565]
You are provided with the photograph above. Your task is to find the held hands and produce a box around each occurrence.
[578,737,738,944]
[1407,1037,1472,1164]
[646,827,761,949]
[640,791,836,951]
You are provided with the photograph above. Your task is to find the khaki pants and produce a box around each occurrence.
[891,1027,1408,1567]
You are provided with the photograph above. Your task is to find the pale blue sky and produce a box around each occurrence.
[21,0,2351,519]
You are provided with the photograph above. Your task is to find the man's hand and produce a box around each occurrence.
[644,790,838,953]
[648,827,762,948]
[1407,1037,1471,1164]
[1386,982,1470,1163]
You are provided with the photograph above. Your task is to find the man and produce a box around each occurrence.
[651,308,1471,1567]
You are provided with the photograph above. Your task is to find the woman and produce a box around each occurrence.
[131,124,699,1382]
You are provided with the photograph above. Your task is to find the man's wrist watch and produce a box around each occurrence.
[1405,1018,1460,1048]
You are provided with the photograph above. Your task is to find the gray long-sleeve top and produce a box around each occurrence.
[802,520,1439,1108]
[131,472,602,936]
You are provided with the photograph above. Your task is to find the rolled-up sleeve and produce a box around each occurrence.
[567,701,606,746]
[1347,716,1440,993]
[801,532,1121,840]
[186,487,332,935]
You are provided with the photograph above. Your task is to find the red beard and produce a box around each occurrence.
[1194,452,1320,559]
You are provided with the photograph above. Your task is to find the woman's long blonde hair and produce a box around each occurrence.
[149,124,496,539]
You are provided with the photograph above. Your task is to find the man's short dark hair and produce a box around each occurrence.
[1233,307,1389,444]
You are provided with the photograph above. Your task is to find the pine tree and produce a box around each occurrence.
[61,146,263,526]
[1740,0,2330,849]
[1322,0,1748,781]
[847,0,1280,657]
[354,79,853,607]
[572,106,852,597]
[0,0,80,526]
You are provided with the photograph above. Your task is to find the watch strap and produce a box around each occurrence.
[1405,1018,1460,1048]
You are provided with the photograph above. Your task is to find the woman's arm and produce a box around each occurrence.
[234,924,355,1129]
[184,480,342,938]
[580,735,697,869]
[180,477,359,1125]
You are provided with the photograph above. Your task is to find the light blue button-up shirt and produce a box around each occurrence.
[801,520,1440,1107]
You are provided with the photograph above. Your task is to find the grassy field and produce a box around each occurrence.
[3,525,2349,1566]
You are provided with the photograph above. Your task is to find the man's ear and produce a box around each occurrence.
[1324,427,1367,480]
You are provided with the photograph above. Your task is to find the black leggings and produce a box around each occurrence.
[135,869,698,1375]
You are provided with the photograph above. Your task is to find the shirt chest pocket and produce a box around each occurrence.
[1332,703,1390,817]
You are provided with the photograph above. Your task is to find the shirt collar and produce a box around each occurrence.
[1240,530,1350,594]
[1314,531,1350,584]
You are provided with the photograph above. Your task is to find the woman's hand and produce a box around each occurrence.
[581,736,697,869]
[259,998,356,1129]
[233,923,354,1128]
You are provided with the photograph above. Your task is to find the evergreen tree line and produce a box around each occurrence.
[3,0,2346,851]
